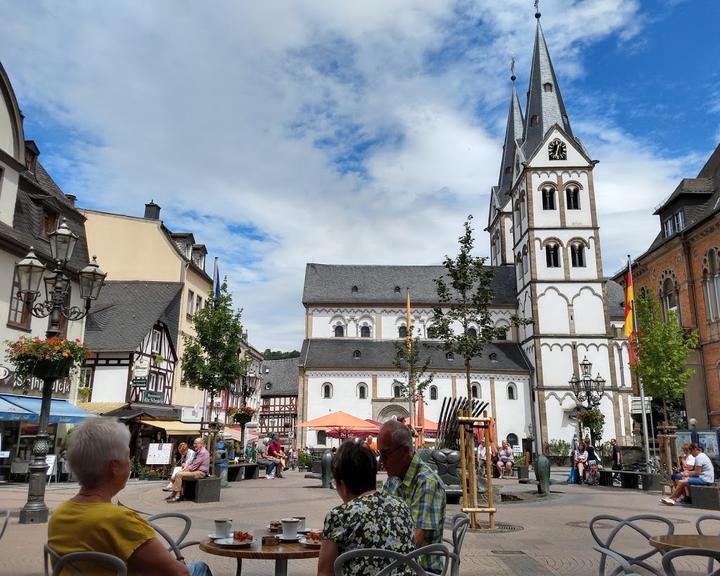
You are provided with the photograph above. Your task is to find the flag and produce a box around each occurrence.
[213,257,221,300]
[624,257,637,364]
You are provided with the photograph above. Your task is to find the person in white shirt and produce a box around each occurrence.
[662,443,715,505]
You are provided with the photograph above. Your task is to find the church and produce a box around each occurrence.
[297,11,632,451]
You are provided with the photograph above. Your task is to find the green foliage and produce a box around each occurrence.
[263,349,301,360]
[6,336,88,383]
[544,438,571,457]
[432,216,526,398]
[182,282,248,418]
[578,407,605,443]
[299,452,312,469]
[634,293,699,423]
[393,335,434,404]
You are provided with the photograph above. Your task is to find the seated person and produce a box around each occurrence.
[48,417,211,576]
[267,436,287,478]
[256,438,277,478]
[573,442,588,483]
[663,443,715,505]
[672,443,695,487]
[317,441,415,576]
[166,437,209,502]
[163,442,195,492]
[584,436,598,466]
[496,441,514,479]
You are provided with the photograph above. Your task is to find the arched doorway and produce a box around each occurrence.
[377,404,409,423]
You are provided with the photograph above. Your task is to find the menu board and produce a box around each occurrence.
[146,443,173,465]
[697,431,719,459]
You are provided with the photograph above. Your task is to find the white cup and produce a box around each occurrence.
[215,519,232,538]
[281,517,300,539]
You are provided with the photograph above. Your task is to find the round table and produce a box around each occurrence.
[649,534,720,552]
[200,539,320,576]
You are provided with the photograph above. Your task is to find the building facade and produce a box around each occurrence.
[259,357,299,440]
[614,144,720,428]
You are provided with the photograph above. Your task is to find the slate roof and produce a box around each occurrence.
[302,264,517,306]
[606,280,625,320]
[260,358,300,397]
[299,339,530,373]
[84,281,183,352]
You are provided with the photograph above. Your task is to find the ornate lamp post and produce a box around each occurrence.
[568,356,605,410]
[15,219,106,524]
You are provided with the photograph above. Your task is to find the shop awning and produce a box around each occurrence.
[0,394,96,424]
[0,396,35,421]
[224,425,259,443]
[76,402,129,415]
[140,420,200,436]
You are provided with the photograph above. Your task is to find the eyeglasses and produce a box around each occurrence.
[379,445,402,460]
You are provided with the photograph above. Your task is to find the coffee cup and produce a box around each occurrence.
[281,517,300,539]
[295,516,306,531]
[215,519,232,538]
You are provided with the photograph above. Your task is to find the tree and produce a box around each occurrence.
[182,282,248,423]
[634,293,698,426]
[262,349,301,360]
[392,333,434,429]
[432,216,514,400]
[578,407,605,444]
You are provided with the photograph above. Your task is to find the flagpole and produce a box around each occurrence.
[628,255,651,466]
[405,289,414,431]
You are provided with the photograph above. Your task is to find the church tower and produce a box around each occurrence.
[491,9,632,445]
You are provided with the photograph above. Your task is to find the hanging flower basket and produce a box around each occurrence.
[233,412,253,425]
[32,358,73,380]
[5,336,88,383]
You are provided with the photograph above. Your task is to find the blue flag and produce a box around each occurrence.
[213,258,221,299]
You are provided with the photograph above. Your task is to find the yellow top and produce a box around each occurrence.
[48,500,156,576]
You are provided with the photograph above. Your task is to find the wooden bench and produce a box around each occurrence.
[227,463,260,482]
[183,476,221,503]
[690,484,720,510]
[598,469,660,491]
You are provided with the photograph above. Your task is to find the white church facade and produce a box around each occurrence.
[298,12,633,451]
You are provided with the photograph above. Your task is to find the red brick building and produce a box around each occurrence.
[615,144,720,427]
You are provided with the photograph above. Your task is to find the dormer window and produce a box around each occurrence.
[351,285,358,293]
[394,286,401,293]
[42,209,58,238]
[663,217,675,238]
[446,352,454,361]
[353,350,361,359]
[673,210,685,233]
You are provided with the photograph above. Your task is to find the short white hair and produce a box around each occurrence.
[68,418,130,488]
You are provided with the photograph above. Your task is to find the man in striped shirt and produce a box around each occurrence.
[379,420,446,574]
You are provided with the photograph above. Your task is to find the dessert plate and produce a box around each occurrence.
[299,537,321,548]
[214,538,255,547]
[278,534,300,542]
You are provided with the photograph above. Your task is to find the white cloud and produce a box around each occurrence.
[0,0,700,350]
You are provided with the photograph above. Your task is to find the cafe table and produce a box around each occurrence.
[200,538,320,576]
[649,534,720,553]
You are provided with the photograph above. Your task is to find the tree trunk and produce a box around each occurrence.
[465,361,472,401]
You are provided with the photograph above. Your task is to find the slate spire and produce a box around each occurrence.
[522,13,573,156]
[497,64,524,200]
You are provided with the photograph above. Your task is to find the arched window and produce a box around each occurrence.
[522,247,529,275]
[351,285,358,293]
[360,325,371,338]
[322,383,333,399]
[542,186,556,210]
[471,383,480,399]
[520,194,527,219]
[507,382,517,400]
[446,352,454,361]
[398,325,407,338]
[507,433,519,446]
[334,325,344,338]
[514,201,521,227]
[429,385,438,400]
[517,253,524,278]
[546,244,560,268]
[489,353,498,362]
[661,276,679,322]
[566,185,580,210]
[393,385,402,398]
[571,243,586,268]
[543,82,553,93]
[357,383,367,399]
[468,327,477,338]
[427,326,439,339]
[353,350,361,359]
[394,286,401,293]
[704,249,720,322]
[496,324,508,340]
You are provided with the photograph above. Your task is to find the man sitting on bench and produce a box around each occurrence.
[661,443,714,506]
[167,437,209,502]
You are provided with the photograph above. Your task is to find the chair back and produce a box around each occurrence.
[0,509,9,541]
[589,514,674,576]
[661,547,720,576]
[695,514,720,573]
[592,546,642,575]
[443,513,470,576]
[45,545,127,576]
[334,543,454,576]
[147,512,199,562]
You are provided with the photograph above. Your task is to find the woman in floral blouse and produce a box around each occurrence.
[317,441,415,576]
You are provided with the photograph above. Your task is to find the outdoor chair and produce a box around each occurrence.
[334,543,454,576]
[147,512,201,563]
[592,546,642,575]
[443,512,470,576]
[44,544,127,576]
[589,513,674,576]
[661,547,720,576]
[0,509,9,541]
[696,514,720,573]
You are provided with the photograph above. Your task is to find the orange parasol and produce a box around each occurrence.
[299,411,380,431]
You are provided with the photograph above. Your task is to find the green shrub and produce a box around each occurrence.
[544,439,571,457]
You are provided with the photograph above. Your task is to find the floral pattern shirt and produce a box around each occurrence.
[323,491,415,576]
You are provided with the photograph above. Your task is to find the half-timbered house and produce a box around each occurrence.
[259,357,299,441]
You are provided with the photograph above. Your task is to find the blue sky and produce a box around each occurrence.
[0,0,718,350]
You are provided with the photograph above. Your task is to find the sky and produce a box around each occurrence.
[0,0,718,351]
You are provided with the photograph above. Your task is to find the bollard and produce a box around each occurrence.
[321,450,333,489]
[534,453,551,496]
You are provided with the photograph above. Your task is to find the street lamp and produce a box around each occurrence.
[568,356,605,409]
[16,219,106,524]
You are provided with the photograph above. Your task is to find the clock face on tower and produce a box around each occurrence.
[548,139,567,160]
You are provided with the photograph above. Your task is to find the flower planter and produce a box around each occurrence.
[31,359,73,380]
[233,413,252,425]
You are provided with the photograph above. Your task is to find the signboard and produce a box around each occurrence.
[0,364,71,399]
[146,443,173,465]
[46,454,57,477]
[181,406,202,423]
[133,359,150,379]
[144,390,164,404]
[630,396,652,415]
[131,378,148,389]
[697,430,719,459]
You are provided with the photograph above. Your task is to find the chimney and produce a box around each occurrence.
[25,140,40,174]
[144,200,161,220]
[65,194,76,206]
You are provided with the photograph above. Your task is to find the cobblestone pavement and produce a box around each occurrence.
[0,469,708,575]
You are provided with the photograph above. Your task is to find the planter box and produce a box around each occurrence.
[516,465,530,481]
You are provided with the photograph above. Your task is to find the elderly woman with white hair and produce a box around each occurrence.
[48,417,212,576]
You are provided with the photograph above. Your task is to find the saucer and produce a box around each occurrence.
[278,534,300,542]
[208,533,230,540]
[299,536,321,548]
[214,538,255,547]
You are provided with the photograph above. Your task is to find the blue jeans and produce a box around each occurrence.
[688,477,712,486]
[188,561,213,576]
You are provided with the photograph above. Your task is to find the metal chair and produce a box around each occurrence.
[334,543,454,576]
[592,546,642,575]
[0,509,9,541]
[696,514,720,573]
[44,544,127,576]
[443,513,470,576]
[661,547,720,576]
[589,514,674,576]
[147,512,201,563]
